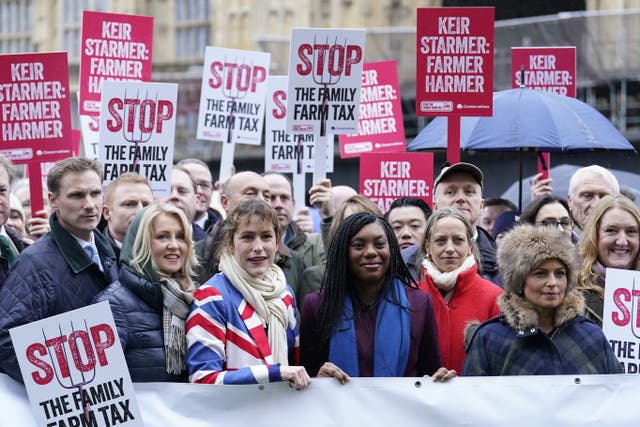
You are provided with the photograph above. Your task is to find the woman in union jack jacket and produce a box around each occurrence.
[186,199,311,389]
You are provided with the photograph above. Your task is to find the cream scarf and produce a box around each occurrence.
[219,252,290,366]
[422,254,476,292]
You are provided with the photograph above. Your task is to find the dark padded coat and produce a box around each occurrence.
[0,213,117,382]
[93,267,187,382]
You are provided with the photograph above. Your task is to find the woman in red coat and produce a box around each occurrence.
[417,207,502,372]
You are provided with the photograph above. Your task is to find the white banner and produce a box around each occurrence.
[1,374,637,427]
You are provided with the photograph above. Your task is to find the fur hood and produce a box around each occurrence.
[498,289,585,331]
[498,225,577,295]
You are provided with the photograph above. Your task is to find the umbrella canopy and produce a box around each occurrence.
[408,88,635,152]
[501,164,640,207]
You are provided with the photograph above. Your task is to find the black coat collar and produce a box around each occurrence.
[50,212,116,274]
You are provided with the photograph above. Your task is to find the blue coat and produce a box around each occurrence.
[0,213,117,382]
[93,267,187,382]
[463,291,622,376]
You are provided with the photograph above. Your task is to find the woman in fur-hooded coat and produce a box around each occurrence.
[462,225,622,376]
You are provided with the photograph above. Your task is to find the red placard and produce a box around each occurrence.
[79,11,153,116]
[359,152,434,213]
[339,61,406,159]
[416,7,494,117]
[511,47,576,97]
[0,52,73,164]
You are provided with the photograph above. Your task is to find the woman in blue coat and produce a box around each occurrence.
[94,203,198,382]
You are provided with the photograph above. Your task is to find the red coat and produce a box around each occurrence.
[418,264,502,372]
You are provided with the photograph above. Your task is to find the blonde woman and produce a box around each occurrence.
[577,194,640,326]
[94,203,198,382]
[417,208,502,373]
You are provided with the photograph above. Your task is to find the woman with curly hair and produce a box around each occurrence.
[187,199,310,388]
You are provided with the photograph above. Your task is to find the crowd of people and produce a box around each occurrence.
[0,154,631,390]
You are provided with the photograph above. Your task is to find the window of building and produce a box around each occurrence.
[62,0,107,61]
[175,0,211,59]
[0,0,33,53]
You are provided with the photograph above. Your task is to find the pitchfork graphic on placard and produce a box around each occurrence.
[43,320,96,420]
[221,56,250,144]
[312,35,345,138]
[122,89,154,167]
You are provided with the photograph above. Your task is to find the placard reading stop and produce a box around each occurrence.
[196,47,271,145]
[10,301,143,427]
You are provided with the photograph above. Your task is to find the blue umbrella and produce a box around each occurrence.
[408,88,635,152]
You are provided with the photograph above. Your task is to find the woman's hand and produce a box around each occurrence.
[317,362,350,385]
[280,366,312,390]
[426,367,457,382]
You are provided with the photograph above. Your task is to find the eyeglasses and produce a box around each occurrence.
[536,219,575,231]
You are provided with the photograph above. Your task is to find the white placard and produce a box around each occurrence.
[79,115,100,160]
[197,47,270,145]
[286,28,365,136]
[603,268,640,373]
[265,76,333,174]
[98,80,177,196]
[9,301,143,427]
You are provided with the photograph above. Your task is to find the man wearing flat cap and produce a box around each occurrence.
[402,162,501,286]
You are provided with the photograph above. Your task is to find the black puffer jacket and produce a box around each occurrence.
[93,267,187,382]
[0,213,117,382]
[476,226,502,287]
